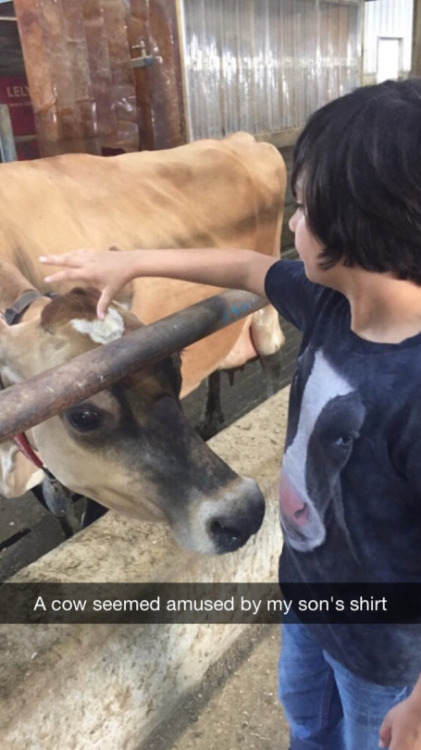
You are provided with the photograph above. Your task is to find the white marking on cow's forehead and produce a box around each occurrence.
[284,350,354,490]
[70,307,125,344]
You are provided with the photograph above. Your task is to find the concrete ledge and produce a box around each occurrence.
[0,388,289,750]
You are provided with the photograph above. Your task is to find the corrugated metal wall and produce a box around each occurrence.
[180,0,362,142]
[363,0,414,80]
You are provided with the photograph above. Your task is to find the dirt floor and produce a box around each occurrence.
[141,625,290,750]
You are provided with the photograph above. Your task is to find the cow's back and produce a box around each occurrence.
[0,133,286,393]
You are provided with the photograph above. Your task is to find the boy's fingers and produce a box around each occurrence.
[40,254,78,267]
[44,269,81,283]
[97,289,113,319]
[39,250,99,267]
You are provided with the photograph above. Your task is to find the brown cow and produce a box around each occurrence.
[0,132,286,553]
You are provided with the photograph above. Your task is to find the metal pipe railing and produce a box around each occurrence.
[0,289,265,443]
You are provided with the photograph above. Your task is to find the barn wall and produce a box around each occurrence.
[0,387,288,750]
[363,0,414,84]
[179,0,362,145]
[0,2,39,160]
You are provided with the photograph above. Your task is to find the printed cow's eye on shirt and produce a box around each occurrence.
[311,393,365,467]
[334,434,353,448]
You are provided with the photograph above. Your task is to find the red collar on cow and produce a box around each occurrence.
[13,432,44,470]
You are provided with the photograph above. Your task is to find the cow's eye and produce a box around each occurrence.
[66,405,103,432]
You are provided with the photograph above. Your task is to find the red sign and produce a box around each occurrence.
[0,75,39,160]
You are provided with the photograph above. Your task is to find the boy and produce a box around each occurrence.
[42,79,421,749]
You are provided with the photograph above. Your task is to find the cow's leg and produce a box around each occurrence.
[31,483,76,539]
[81,499,108,527]
[35,476,107,533]
[32,477,87,538]
[204,347,282,437]
[196,370,225,440]
[259,348,283,398]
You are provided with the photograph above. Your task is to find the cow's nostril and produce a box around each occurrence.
[209,518,243,552]
[209,502,264,554]
[205,478,265,554]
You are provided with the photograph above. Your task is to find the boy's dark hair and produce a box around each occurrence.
[292,78,421,283]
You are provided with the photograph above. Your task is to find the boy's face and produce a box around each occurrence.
[289,199,326,284]
[289,191,344,290]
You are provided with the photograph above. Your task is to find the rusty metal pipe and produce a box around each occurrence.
[0,289,265,443]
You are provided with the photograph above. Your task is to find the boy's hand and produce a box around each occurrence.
[40,248,131,319]
[379,693,421,749]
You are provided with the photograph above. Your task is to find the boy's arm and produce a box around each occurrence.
[41,247,277,319]
[379,674,421,749]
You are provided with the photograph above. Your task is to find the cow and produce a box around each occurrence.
[0,132,286,554]
[279,348,365,560]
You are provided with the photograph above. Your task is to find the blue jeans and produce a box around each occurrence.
[278,623,413,750]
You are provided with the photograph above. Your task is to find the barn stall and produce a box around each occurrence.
[0,0,367,575]
[0,1,406,748]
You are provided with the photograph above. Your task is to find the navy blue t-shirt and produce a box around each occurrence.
[265,259,421,686]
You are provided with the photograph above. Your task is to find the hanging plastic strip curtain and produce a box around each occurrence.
[13,0,139,156]
[180,0,361,141]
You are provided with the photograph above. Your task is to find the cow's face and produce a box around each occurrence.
[279,350,365,553]
[0,289,264,554]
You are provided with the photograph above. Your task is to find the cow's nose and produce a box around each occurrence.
[208,478,265,554]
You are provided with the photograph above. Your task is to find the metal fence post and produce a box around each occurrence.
[0,104,17,162]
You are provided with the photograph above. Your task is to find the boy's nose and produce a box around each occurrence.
[289,210,298,232]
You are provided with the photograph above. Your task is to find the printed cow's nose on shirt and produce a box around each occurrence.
[279,472,310,527]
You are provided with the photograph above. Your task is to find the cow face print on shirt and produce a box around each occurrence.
[279,349,365,554]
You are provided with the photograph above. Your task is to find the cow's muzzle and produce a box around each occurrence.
[172,476,265,555]
[208,477,265,553]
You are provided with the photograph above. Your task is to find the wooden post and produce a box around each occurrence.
[0,104,17,161]
[127,0,187,150]
[412,0,421,76]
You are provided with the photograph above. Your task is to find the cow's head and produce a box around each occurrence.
[279,350,365,553]
[0,288,264,554]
